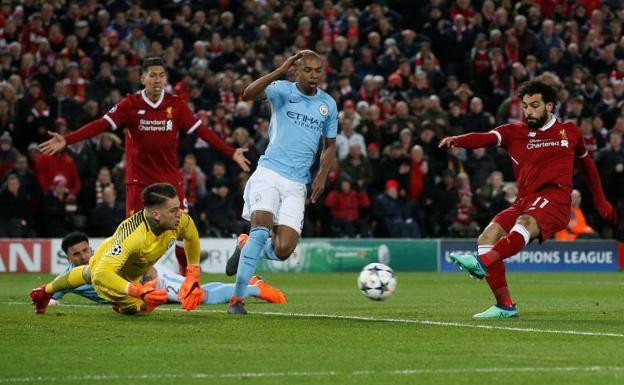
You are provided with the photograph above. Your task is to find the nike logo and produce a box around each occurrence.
[289,99,299,103]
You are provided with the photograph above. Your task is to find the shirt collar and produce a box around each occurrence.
[538,115,557,131]
[141,89,165,109]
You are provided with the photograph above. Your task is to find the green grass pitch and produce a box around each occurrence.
[1,272,623,385]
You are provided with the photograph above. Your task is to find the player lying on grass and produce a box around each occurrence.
[439,79,617,319]
[32,231,285,311]
[225,50,337,315]
[31,183,208,315]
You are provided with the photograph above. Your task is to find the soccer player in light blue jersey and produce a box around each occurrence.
[226,50,338,315]
[35,232,285,310]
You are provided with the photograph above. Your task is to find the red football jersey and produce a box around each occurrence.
[491,117,588,198]
[104,90,201,186]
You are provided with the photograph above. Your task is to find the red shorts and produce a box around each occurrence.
[492,188,570,243]
[125,183,188,217]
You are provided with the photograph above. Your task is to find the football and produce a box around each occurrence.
[357,263,397,301]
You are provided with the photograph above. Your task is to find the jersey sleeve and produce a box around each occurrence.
[323,99,338,138]
[91,231,142,295]
[175,101,202,134]
[265,80,288,106]
[103,96,131,130]
[491,123,515,149]
[573,125,589,158]
[176,212,200,265]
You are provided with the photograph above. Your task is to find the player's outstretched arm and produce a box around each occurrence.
[39,118,110,155]
[577,156,617,225]
[311,137,336,203]
[194,125,251,172]
[439,132,499,149]
[242,51,307,101]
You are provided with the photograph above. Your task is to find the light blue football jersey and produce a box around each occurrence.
[258,80,338,183]
[51,263,108,304]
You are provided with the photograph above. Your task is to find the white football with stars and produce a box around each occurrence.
[358,263,397,301]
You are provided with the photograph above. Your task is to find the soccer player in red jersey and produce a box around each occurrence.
[39,57,250,275]
[439,80,617,318]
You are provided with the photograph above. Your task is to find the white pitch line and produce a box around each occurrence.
[1,366,623,383]
[517,280,624,287]
[6,301,624,338]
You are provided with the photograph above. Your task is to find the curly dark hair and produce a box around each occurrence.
[518,80,559,105]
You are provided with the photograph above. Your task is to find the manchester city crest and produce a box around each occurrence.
[319,104,328,116]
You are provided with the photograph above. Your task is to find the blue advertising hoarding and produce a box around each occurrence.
[440,240,620,272]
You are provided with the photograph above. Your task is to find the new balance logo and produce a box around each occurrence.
[138,109,146,115]
[528,131,536,137]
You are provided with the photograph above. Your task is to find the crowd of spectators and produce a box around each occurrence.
[0,0,623,241]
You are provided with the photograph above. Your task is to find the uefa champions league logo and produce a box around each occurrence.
[111,244,122,256]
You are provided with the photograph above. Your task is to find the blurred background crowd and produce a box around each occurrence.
[0,0,622,240]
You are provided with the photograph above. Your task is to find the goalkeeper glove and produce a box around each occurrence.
[128,279,168,309]
[178,263,204,311]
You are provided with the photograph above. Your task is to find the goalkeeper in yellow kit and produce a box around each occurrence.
[30,183,204,315]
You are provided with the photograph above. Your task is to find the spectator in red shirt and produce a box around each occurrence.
[35,151,81,196]
[448,191,480,238]
[451,0,476,22]
[63,62,87,103]
[325,178,371,238]
[407,144,428,203]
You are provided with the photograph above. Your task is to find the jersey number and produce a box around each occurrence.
[528,196,549,210]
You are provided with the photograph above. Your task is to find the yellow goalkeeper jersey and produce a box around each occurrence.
[89,210,200,296]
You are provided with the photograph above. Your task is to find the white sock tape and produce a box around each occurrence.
[511,224,530,245]
[477,245,493,256]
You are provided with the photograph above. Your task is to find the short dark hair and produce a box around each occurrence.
[518,80,558,105]
[141,56,166,74]
[142,183,177,207]
[297,50,322,65]
[61,231,89,254]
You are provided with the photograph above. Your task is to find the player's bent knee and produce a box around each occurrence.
[516,214,536,228]
[273,238,296,260]
[274,244,294,260]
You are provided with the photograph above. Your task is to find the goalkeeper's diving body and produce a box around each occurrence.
[30,231,286,312]
[29,183,281,315]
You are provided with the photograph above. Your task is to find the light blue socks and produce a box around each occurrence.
[233,226,270,298]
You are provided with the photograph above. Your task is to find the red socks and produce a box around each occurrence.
[479,244,514,307]
[485,261,513,307]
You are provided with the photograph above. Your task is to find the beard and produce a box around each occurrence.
[526,112,549,129]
